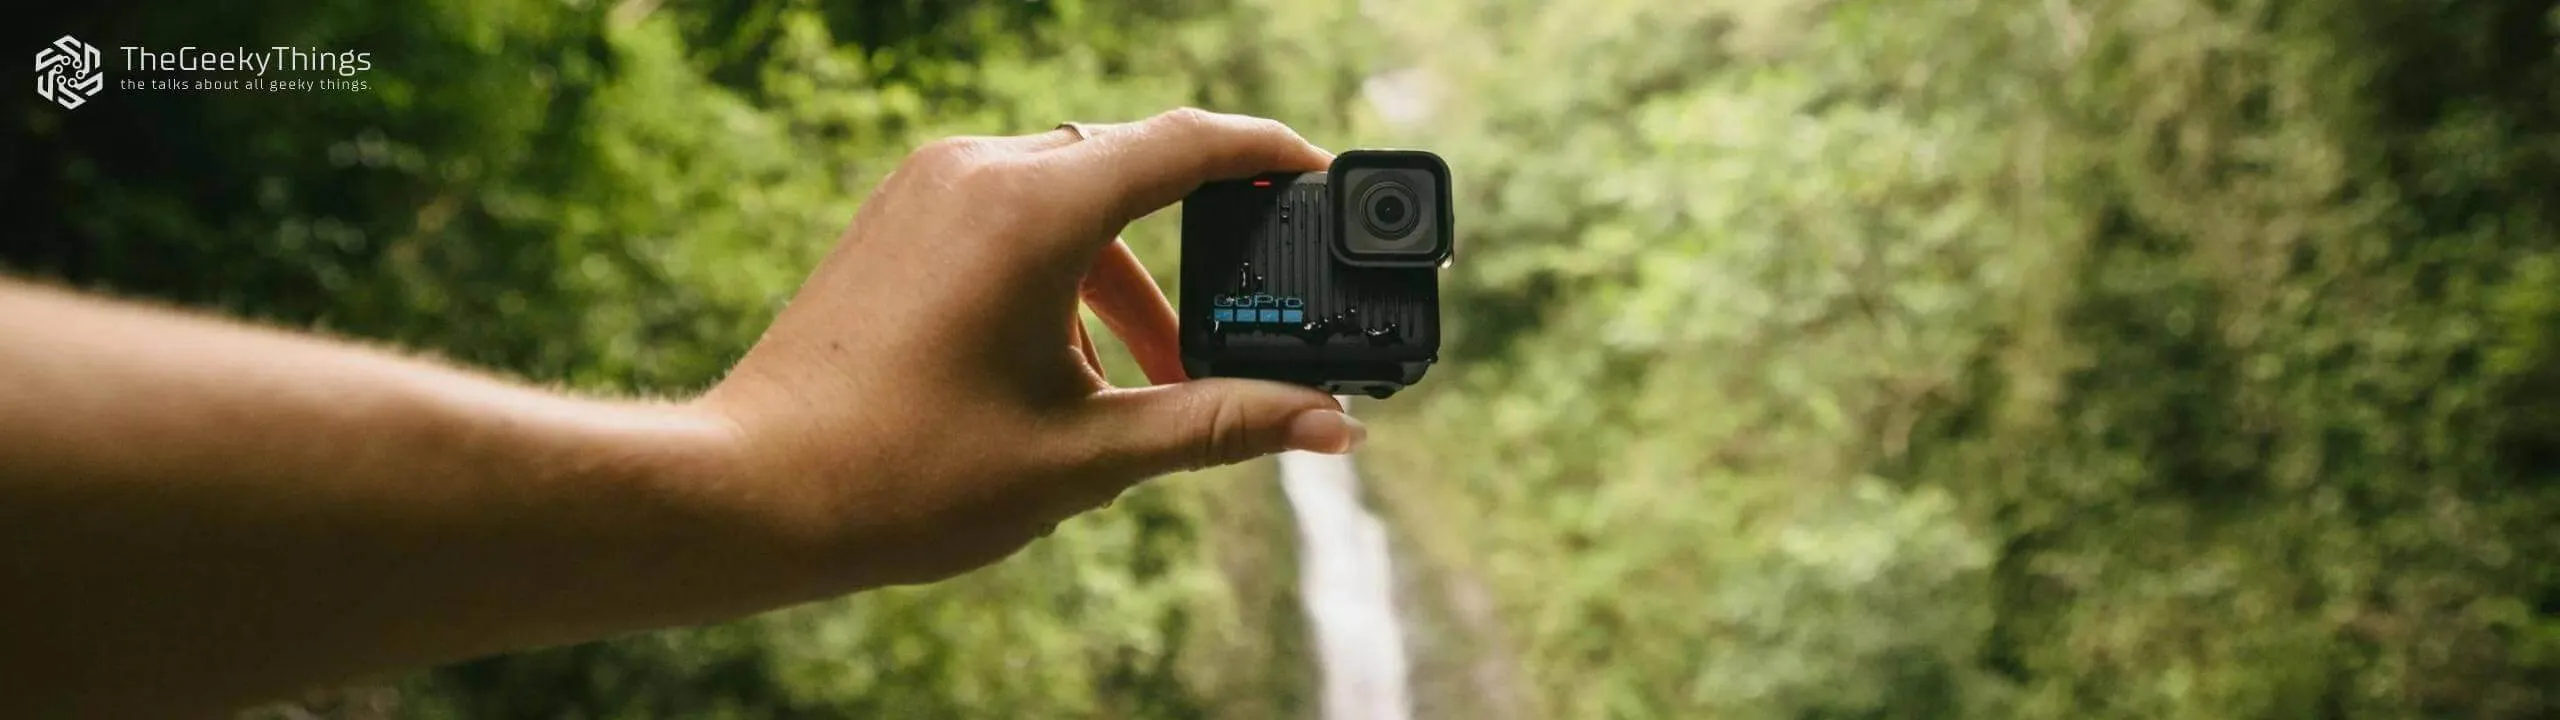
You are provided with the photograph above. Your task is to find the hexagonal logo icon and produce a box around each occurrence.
[36,35,104,109]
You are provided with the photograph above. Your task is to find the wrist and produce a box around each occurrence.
[633,399,818,601]
[665,389,866,602]
[514,397,825,626]
[685,373,927,599]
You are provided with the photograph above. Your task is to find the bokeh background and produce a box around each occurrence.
[8,0,2560,717]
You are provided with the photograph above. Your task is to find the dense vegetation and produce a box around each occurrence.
[5,0,2554,717]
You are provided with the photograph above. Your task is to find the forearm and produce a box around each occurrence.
[0,280,784,714]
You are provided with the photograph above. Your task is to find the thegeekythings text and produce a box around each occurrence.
[118,46,375,77]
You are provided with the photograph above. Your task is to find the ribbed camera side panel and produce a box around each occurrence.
[1284,179,1432,344]
[1291,181,1325,319]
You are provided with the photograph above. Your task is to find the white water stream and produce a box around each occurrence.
[1277,399,1412,720]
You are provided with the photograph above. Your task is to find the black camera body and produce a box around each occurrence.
[1180,150,1451,399]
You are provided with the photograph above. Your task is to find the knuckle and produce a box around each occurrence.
[958,158,1043,222]
[1241,115,1302,155]
[946,156,1008,192]
[905,137,989,174]
[1241,114,1288,136]
[1154,106,1220,134]
[1191,393,1254,471]
[1003,156,1098,228]
[910,138,1038,206]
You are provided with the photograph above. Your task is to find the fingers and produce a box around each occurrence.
[1038,108,1332,236]
[915,112,1319,390]
[1070,309,1104,382]
[1070,380,1362,485]
[1080,238,1187,384]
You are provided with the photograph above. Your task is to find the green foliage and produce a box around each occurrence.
[1362,1,2031,715]
[1904,1,2560,715]
[9,0,2557,717]
[1362,0,2560,717]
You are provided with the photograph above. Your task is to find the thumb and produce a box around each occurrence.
[1076,379,1366,480]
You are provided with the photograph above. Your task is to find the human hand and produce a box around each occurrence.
[696,109,1366,593]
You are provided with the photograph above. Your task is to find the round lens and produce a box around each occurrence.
[1374,196,1408,226]
[1360,181,1421,240]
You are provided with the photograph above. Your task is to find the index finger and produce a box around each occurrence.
[1038,108,1334,236]
[1080,237,1189,385]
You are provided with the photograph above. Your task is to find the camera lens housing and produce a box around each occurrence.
[1332,150,1452,267]
[1361,182,1419,238]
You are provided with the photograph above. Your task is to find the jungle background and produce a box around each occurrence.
[6,0,2558,717]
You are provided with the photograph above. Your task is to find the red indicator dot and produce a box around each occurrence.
[1252,179,1272,187]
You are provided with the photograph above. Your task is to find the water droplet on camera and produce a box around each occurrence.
[1366,322,1401,347]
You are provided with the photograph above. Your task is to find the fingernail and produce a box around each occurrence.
[1285,410,1366,454]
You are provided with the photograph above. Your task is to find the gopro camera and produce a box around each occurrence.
[1179,150,1451,399]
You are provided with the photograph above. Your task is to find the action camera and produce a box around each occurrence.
[1179,150,1451,399]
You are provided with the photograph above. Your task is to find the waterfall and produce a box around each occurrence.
[1277,398,1412,720]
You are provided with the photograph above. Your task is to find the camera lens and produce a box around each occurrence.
[1360,181,1421,240]
[1374,195,1408,226]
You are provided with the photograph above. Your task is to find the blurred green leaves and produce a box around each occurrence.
[1364,0,2558,717]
